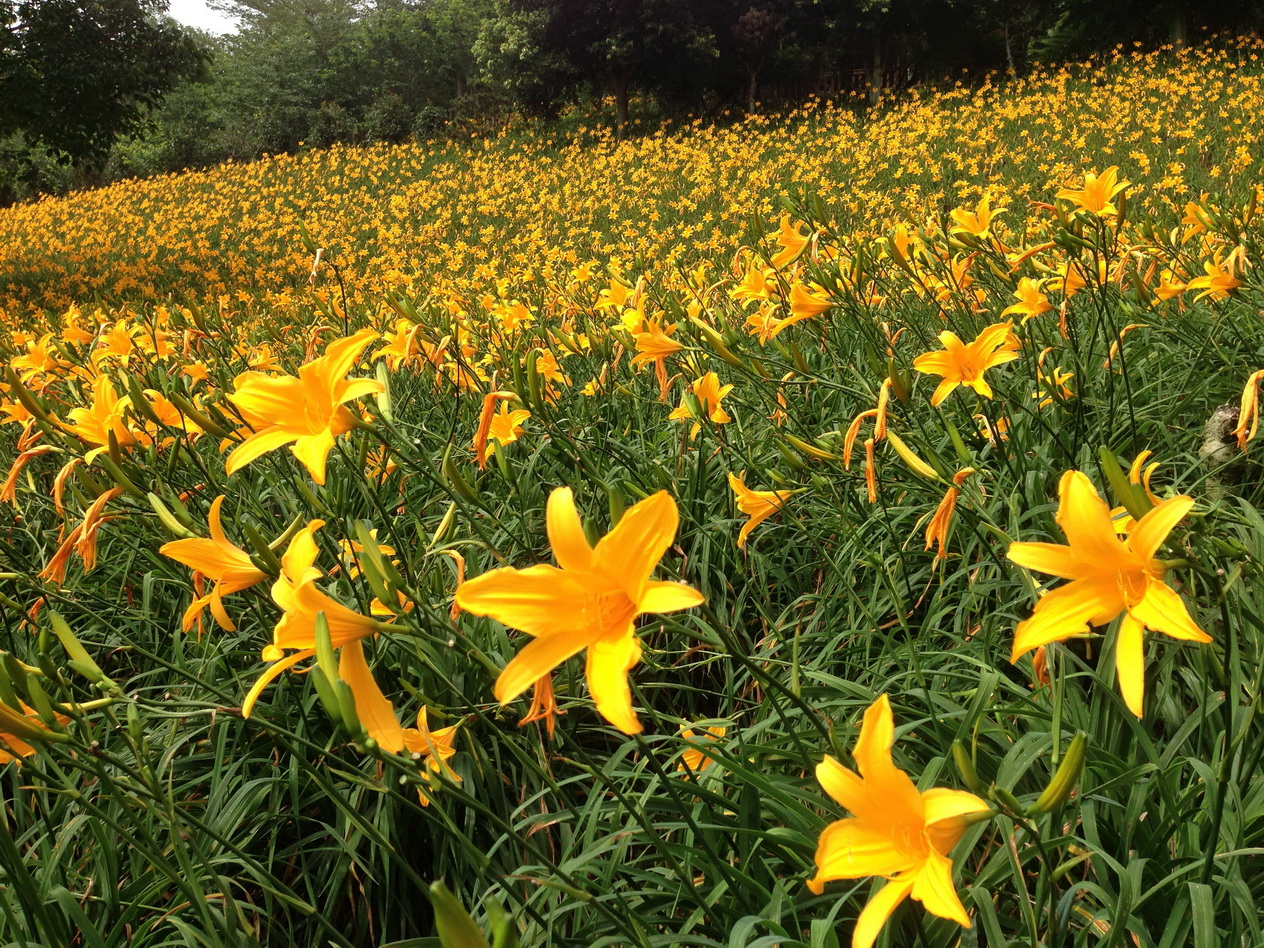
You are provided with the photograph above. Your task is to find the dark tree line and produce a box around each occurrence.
[1,0,1260,200]
[0,0,203,197]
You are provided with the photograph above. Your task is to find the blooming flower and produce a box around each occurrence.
[629,317,683,398]
[1056,166,1129,216]
[669,372,733,438]
[62,374,150,461]
[808,695,990,948]
[788,282,833,321]
[401,707,462,803]
[225,328,382,485]
[1000,277,1052,321]
[949,194,1004,239]
[912,323,1020,407]
[403,706,460,806]
[160,495,269,632]
[770,214,810,268]
[728,471,795,548]
[486,402,531,453]
[1186,255,1243,302]
[1007,471,1211,716]
[242,521,398,749]
[456,487,704,734]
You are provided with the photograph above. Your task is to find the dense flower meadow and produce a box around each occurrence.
[2,37,1264,948]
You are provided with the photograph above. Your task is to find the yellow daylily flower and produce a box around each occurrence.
[1007,471,1211,717]
[770,214,810,268]
[403,706,460,806]
[728,471,795,549]
[160,495,269,632]
[62,374,150,460]
[225,328,382,485]
[242,521,397,749]
[1056,166,1129,216]
[486,402,531,452]
[1000,277,1052,321]
[912,322,1019,407]
[949,194,1005,239]
[455,487,704,735]
[1186,255,1243,302]
[808,695,990,948]
[669,372,733,438]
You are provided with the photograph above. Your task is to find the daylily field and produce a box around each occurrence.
[4,37,1264,948]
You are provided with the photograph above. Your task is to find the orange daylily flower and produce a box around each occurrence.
[629,317,684,398]
[160,495,269,632]
[1000,277,1052,321]
[788,282,833,321]
[669,372,733,438]
[924,468,975,565]
[770,214,810,268]
[949,194,1004,239]
[225,328,382,485]
[912,323,1019,407]
[1186,255,1243,302]
[456,487,704,735]
[809,695,990,948]
[1056,166,1129,216]
[62,374,150,460]
[403,706,460,806]
[518,675,564,739]
[728,471,795,549]
[1007,471,1211,717]
[242,521,396,748]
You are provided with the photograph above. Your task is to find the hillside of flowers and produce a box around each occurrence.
[2,38,1264,948]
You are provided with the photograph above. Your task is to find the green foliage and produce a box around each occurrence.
[0,0,203,167]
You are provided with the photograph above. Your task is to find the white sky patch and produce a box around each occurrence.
[165,0,239,35]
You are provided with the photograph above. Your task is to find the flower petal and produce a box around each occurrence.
[586,629,643,734]
[494,629,596,706]
[1114,613,1146,717]
[638,580,704,615]
[1012,578,1117,660]
[225,427,298,476]
[456,564,595,638]
[1007,541,1087,579]
[853,694,895,779]
[242,648,314,717]
[921,787,991,833]
[1055,471,1127,570]
[1129,581,1212,643]
[812,818,920,883]
[311,329,378,388]
[547,487,592,571]
[911,848,971,927]
[592,490,678,603]
[1129,495,1194,562]
[851,877,915,948]
[339,638,404,752]
[290,429,337,485]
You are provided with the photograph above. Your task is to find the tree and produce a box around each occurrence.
[1,0,203,168]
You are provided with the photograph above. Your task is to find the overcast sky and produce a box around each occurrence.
[166,0,239,34]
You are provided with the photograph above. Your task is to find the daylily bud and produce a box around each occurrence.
[1030,731,1087,815]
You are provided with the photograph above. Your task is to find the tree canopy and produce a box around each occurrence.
[2,0,203,168]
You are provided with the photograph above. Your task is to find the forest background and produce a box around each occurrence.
[1,0,1261,204]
